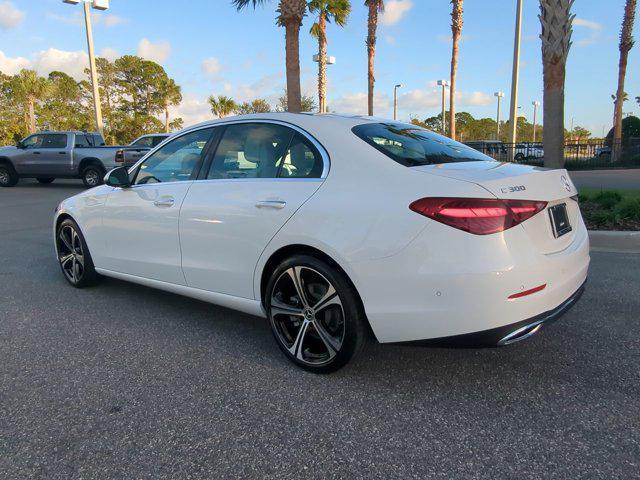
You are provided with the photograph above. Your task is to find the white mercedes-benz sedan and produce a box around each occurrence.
[53,113,589,372]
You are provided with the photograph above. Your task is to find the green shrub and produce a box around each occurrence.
[579,191,591,202]
[615,198,640,221]
[593,191,623,210]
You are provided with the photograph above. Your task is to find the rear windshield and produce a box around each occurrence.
[352,123,492,167]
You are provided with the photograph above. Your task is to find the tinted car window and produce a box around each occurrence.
[131,136,154,148]
[352,123,492,167]
[134,128,213,185]
[279,134,323,178]
[207,123,295,179]
[22,135,45,149]
[75,134,92,147]
[151,135,169,147]
[42,134,67,149]
[92,134,105,146]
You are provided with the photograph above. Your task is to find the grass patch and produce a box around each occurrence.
[578,188,640,231]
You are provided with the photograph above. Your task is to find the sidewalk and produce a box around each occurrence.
[569,169,640,191]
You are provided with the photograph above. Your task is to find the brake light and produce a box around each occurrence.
[115,149,125,163]
[409,197,548,235]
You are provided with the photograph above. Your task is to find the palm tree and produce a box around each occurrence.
[11,69,49,134]
[365,0,384,116]
[449,0,463,140]
[159,78,182,132]
[538,0,574,169]
[208,95,238,118]
[233,0,307,112]
[612,0,637,162]
[309,0,351,113]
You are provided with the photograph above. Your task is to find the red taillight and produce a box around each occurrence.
[115,149,124,163]
[409,197,548,235]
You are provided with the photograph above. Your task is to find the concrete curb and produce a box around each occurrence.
[588,230,640,254]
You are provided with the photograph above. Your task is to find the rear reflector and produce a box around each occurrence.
[409,197,548,235]
[508,284,547,299]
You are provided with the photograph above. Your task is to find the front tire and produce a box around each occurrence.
[265,255,368,373]
[55,218,101,288]
[514,153,525,161]
[37,177,55,184]
[81,165,104,188]
[0,163,19,187]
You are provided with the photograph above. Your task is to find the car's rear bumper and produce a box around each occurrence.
[395,279,586,347]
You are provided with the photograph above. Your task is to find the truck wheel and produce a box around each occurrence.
[81,165,105,188]
[37,177,55,184]
[514,153,525,161]
[0,164,19,187]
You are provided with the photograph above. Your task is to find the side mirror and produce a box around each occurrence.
[104,166,131,188]
[16,141,24,149]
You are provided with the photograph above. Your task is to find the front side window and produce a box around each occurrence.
[353,123,492,167]
[131,136,154,148]
[22,135,44,149]
[133,128,213,185]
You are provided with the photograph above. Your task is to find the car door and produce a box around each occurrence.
[99,126,216,285]
[179,121,327,299]
[21,133,70,176]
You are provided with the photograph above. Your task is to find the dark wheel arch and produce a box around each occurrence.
[259,244,375,340]
[78,157,105,175]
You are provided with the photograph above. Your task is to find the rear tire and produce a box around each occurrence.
[514,153,525,161]
[55,218,101,288]
[37,177,55,184]
[265,254,368,373]
[81,165,105,188]
[0,163,19,187]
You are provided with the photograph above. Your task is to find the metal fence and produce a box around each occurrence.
[465,139,640,170]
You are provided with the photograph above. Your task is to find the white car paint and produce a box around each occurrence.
[54,113,589,344]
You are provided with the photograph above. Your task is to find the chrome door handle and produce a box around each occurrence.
[154,197,175,207]
[256,200,286,209]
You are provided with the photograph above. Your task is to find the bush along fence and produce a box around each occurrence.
[464,139,640,170]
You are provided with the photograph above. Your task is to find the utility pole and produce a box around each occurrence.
[64,0,108,135]
[393,84,402,121]
[437,80,449,136]
[532,100,540,143]
[495,91,504,140]
[508,0,523,158]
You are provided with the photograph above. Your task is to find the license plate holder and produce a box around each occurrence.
[548,203,572,238]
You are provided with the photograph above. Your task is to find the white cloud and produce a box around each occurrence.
[330,92,391,115]
[137,38,171,63]
[0,50,30,75]
[202,57,223,82]
[398,86,493,111]
[47,11,127,27]
[380,0,413,26]
[168,94,213,128]
[102,15,127,27]
[0,1,24,30]
[32,48,89,81]
[234,73,284,104]
[574,17,602,47]
[385,35,397,45]
[99,47,119,61]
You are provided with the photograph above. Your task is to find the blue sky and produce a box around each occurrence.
[0,0,637,137]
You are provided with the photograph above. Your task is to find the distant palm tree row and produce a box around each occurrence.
[229,0,636,168]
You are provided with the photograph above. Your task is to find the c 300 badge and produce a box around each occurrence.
[500,185,526,193]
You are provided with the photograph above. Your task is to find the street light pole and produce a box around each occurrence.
[532,100,540,143]
[393,84,402,120]
[437,80,449,135]
[495,91,504,140]
[508,0,523,157]
[82,1,103,134]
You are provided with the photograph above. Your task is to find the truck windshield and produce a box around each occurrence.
[352,122,492,167]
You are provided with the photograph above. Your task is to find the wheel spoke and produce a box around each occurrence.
[75,253,84,267]
[311,320,340,357]
[59,230,73,252]
[286,267,310,308]
[288,320,311,360]
[270,298,304,318]
[60,253,74,267]
[312,284,337,311]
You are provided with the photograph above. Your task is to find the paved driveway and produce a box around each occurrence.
[569,168,640,190]
[1,180,639,479]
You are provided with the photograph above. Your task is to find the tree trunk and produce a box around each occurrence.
[165,104,170,133]
[285,20,302,113]
[449,0,463,140]
[612,0,637,162]
[28,97,36,134]
[318,14,327,113]
[367,2,378,116]
[543,61,565,169]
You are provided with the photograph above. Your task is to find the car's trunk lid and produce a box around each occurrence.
[411,161,581,254]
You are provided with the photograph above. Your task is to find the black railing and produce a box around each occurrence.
[464,140,640,170]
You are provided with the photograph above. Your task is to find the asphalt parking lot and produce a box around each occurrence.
[1,179,639,479]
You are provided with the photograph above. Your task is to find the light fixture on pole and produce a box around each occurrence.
[312,54,336,113]
[508,0,523,158]
[532,100,540,143]
[437,80,449,135]
[393,84,402,121]
[63,0,108,135]
[494,91,505,140]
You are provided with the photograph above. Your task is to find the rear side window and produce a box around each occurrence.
[131,136,153,148]
[352,123,492,167]
[42,134,68,149]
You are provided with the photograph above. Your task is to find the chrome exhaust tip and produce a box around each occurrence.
[497,320,545,346]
